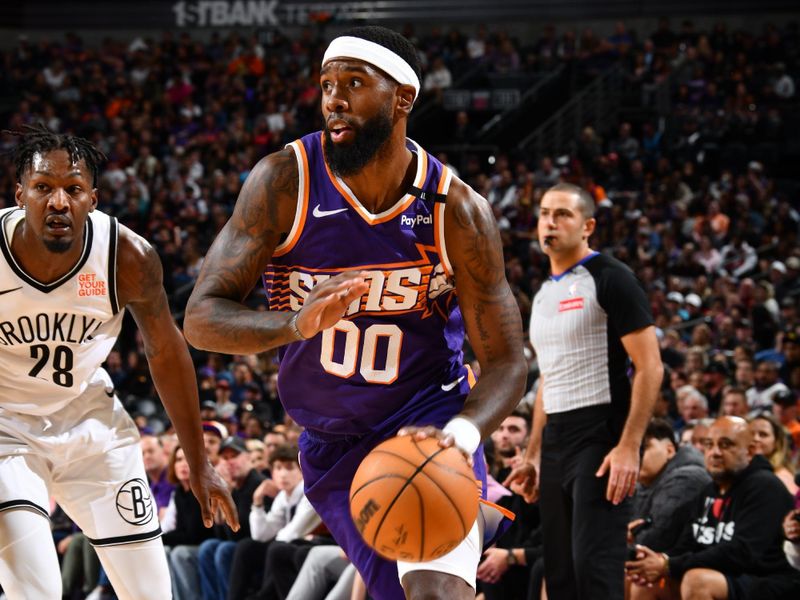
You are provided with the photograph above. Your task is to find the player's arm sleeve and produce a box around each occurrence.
[595,262,654,336]
[275,496,321,542]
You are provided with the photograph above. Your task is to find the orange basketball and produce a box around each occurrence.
[349,435,480,562]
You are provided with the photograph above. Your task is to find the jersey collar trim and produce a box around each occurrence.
[321,134,427,226]
[549,250,599,282]
[0,209,94,294]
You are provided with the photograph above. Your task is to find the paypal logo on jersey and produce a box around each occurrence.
[400,213,433,228]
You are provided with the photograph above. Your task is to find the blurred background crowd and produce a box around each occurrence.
[1,9,799,599]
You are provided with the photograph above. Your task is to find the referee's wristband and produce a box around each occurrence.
[288,312,308,341]
[442,417,481,456]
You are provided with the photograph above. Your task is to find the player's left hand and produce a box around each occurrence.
[191,460,240,531]
[595,442,639,505]
[476,547,510,584]
[396,425,474,467]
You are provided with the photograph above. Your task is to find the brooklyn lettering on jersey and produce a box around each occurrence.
[266,247,454,319]
[0,313,104,347]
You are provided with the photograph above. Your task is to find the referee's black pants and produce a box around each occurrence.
[539,405,631,600]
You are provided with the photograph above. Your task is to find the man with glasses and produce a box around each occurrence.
[625,416,800,599]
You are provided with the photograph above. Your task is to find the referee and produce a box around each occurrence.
[505,183,663,599]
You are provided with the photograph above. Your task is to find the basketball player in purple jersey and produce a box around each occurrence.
[185,26,526,600]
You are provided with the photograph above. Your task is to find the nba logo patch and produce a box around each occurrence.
[115,478,154,526]
[559,297,584,312]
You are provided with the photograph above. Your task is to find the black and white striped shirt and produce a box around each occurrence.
[530,252,653,415]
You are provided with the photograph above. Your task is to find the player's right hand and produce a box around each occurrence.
[191,460,240,532]
[502,458,539,503]
[295,271,370,338]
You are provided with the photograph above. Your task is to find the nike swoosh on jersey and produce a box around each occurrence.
[312,204,348,218]
[441,375,466,392]
[0,287,22,296]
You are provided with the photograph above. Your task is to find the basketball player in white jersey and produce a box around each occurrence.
[0,125,238,599]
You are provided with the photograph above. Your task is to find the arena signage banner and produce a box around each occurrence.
[172,1,385,27]
[2,0,797,30]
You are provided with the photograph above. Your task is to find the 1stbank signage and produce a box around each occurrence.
[173,1,279,26]
[172,1,378,27]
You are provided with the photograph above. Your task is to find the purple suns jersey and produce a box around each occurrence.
[264,132,469,435]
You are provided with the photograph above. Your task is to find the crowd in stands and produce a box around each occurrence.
[1,15,799,600]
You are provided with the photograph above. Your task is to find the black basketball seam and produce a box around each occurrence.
[349,473,410,502]
[415,480,425,561]
[369,446,448,550]
[413,440,475,484]
[409,438,471,538]
[351,449,475,500]
[408,442,479,486]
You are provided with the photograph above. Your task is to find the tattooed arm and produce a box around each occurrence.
[445,178,527,437]
[118,227,238,530]
[184,149,368,355]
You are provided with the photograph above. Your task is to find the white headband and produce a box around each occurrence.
[322,36,420,100]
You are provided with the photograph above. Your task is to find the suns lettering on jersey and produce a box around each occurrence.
[77,273,107,297]
[266,244,455,320]
[265,244,456,385]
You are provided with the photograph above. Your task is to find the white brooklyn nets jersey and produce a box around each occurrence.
[0,206,124,415]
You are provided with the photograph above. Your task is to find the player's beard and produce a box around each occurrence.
[324,107,393,177]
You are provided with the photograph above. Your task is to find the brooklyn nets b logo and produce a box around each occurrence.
[115,478,154,526]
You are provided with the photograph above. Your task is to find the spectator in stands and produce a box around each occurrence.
[610,122,640,163]
[677,387,709,430]
[750,360,791,413]
[59,522,101,600]
[490,410,530,478]
[749,413,799,495]
[422,56,453,100]
[285,545,357,600]
[246,439,269,474]
[141,433,175,520]
[533,157,561,189]
[773,389,800,450]
[780,331,800,385]
[720,387,749,418]
[227,444,319,599]
[629,419,710,553]
[626,416,800,599]
[202,421,227,466]
[679,418,713,452]
[734,359,757,403]
[163,445,216,600]
[478,413,541,600]
[197,436,265,600]
[719,233,758,280]
[702,362,728,414]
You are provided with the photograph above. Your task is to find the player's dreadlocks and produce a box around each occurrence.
[4,124,106,187]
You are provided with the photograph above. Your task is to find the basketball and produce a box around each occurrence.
[349,435,480,562]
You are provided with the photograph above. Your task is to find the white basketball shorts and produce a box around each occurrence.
[0,383,161,546]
